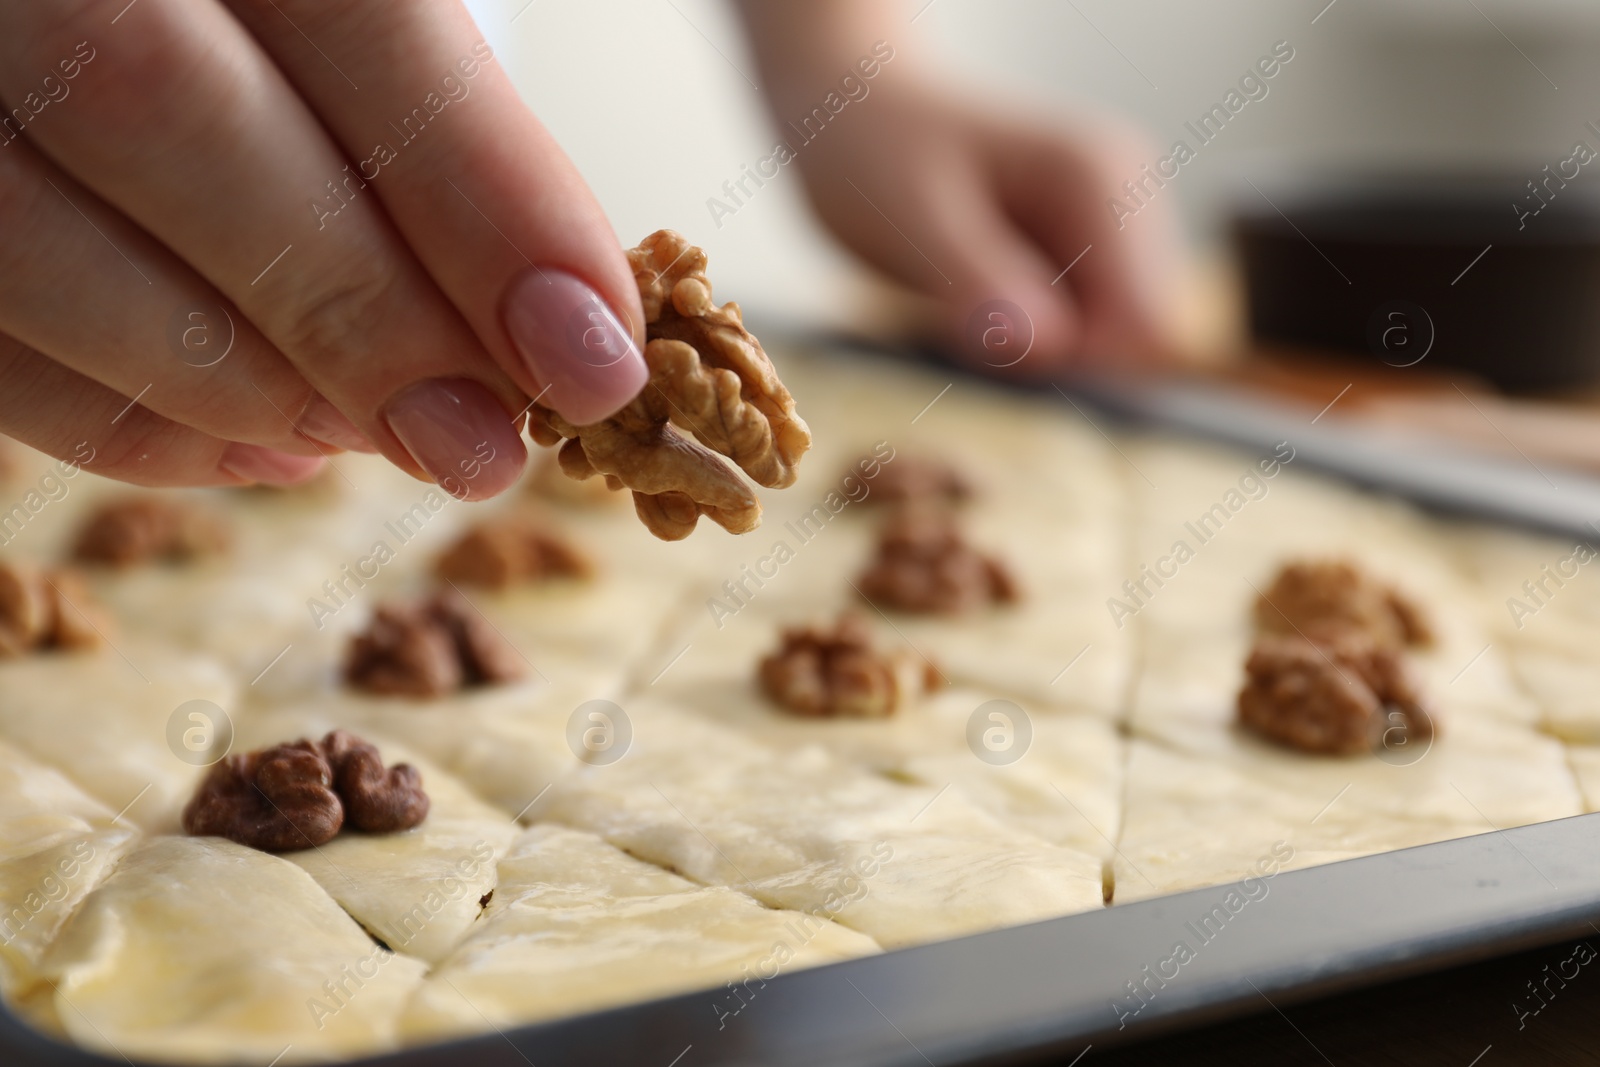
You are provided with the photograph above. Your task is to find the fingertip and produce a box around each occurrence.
[297,394,379,454]
[219,444,327,487]
[382,378,528,501]
[501,267,649,427]
[543,340,649,426]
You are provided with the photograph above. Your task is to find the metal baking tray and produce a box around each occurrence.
[1068,373,1600,542]
[6,351,1598,1066]
[6,815,1600,1066]
[826,330,1600,541]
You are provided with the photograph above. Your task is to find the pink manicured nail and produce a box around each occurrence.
[220,444,327,486]
[297,394,377,453]
[502,267,647,425]
[382,378,526,501]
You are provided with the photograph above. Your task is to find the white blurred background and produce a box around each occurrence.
[464,0,1596,327]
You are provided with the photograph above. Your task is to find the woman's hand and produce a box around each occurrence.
[0,0,647,499]
[735,1,1182,377]
[791,80,1181,374]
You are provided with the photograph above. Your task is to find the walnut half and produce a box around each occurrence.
[72,496,231,568]
[0,561,105,657]
[322,729,431,834]
[529,230,811,540]
[182,731,428,852]
[759,613,940,718]
[856,454,973,506]
[1237,632,1435,756]
[1255,558,1433,648]
[344,590,526,698]
[857,507,1018,615]
[182,738,344,852]
[435,514,592,591]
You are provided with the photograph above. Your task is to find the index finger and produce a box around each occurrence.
[223,0,650,426]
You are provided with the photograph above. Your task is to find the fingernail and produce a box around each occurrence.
[382,378,526,501]
[220,444,327,486]
[297,394,377,453]
[502,267,647,425]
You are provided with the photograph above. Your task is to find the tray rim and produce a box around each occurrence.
[8,814,1600,1067]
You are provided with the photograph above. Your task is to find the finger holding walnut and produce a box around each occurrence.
[529,231,812,541]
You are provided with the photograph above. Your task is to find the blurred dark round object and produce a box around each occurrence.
[1233,173,1600,392]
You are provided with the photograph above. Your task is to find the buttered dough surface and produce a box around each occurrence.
[0,345,1592,1062]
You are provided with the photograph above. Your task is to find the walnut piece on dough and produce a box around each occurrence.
[1237,632,1435,756]
[528,230,811,541]
[182,738,344,852]
[0,560,105,657]
[759,613,940,718]
[856,454,973,506]
[182,730,428,852]
[1255,558,1433,648]
[320,729,431,834]
[857,506,1018,615]
[72,496,231,568]
[344,591,525,698]
[435,513,592,591]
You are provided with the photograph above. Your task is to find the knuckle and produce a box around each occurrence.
[9,1,233,153]
[275,264,404,375]
[185,372,317,451]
